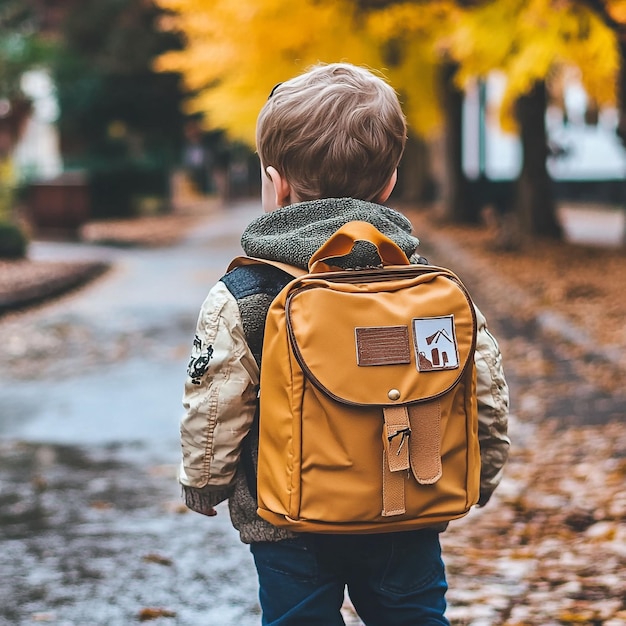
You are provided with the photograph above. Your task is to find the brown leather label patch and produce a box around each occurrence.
[355,326,411,366]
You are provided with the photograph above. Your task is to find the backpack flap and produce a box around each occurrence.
[285,268,476,407]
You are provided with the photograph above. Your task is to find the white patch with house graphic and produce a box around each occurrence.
[413,315,460,371]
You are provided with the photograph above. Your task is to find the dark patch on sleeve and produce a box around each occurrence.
[222,265,292,300]
[221,265,293,367]
[187,334,214,385]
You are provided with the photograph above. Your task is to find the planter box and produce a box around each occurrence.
[27,172,91,236]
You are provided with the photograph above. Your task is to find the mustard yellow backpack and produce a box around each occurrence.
[231,221,480,533]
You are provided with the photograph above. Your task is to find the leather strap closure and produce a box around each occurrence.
[381,450,406,517]
[382,406,411,517]
[381,401,443,517]
[409,401,443,485]
[383,406,411,472]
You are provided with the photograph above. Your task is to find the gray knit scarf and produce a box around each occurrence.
[241,197,421,269]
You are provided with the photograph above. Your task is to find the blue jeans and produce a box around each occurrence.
[250,530,449,626]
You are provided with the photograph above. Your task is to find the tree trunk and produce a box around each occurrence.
[397,134,435,203]
[439,63,478,223]
[515,81,562,239]
[617,38,626,149]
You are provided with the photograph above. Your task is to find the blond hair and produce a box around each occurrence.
[256,63,407,202]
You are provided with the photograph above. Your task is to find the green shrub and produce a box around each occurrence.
[88,162,170,219]
[0,221,28,259]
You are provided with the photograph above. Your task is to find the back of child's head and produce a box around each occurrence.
[257,62,407,203]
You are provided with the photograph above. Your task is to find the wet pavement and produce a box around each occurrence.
[0,202,266,626]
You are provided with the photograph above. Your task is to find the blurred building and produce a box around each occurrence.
[463,71,626,205]
[13,69,62,182]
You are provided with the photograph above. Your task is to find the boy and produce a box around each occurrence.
[180,62,510,625]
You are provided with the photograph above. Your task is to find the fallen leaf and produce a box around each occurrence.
[137,607,177,621]
[142,553,173,566]
[90,500,113,510]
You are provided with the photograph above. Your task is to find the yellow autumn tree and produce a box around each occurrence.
[153,0,454,144]
[593,0,626,143]
[360,1,460,137]
[447,0,620,130]
[154,0,380,145]
[444,0,622,239]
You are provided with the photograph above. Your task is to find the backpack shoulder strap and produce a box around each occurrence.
[227,255,307,278]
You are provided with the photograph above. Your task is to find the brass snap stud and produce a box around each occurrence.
[387,389,401,401]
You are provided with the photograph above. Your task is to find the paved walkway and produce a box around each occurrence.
[557,203,625,247]
[0,201,269,626]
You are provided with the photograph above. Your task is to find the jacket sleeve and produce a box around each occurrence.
[474,305,510,506]
[178,281,259,514]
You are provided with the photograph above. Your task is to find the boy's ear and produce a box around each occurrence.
[266,166,292,207]
[377,169,398,203]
